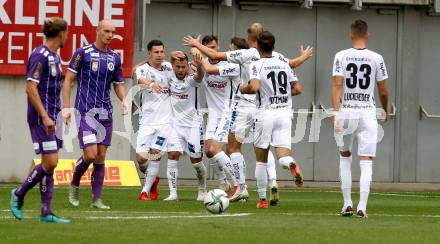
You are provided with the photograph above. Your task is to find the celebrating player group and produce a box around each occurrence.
[9,17,388,223]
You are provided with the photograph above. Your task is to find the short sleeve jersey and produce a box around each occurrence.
[249,56,298,111]
[226,48,290,104]
[26,44,63,125]
[169,74,202,127]
[333,48,388,110]
[68,44,124,116]
[203,61,240,114]
[135,61,174,126]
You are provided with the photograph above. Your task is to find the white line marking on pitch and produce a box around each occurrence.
[0,213,252,220]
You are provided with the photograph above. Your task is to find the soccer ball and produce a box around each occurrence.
[203,189,229,214]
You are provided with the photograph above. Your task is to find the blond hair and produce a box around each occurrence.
[247,22,263,41]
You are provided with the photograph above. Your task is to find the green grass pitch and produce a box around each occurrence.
[1,184,440,243]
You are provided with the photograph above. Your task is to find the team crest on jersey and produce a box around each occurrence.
[50,64,57,76]
[108,62,115,71]
[92,61,99,72]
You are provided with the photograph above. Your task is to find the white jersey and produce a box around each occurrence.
[203,60,240,115]
[333,48,388,111]
[169,74,202,127]
[135,61,174,125]
[226,47,290,105]
[249,56,298,111]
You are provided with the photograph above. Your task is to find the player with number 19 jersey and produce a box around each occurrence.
[250,56,298,150]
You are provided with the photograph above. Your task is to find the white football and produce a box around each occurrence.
[203,189,229,214]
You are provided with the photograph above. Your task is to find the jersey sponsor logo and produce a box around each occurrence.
[229,52,242,58]
[207,81,227,89]
[32,62,43,79]
[173,94,189,100]
[108,62,115,71]
[263,65,283,71]
[346,57,372,62]
[91,52,100,58]
[92,61,99,72]
[222,67,236,76]
[344,92,371,102]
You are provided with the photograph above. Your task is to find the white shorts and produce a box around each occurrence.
[334,110,378,157]
[254,110,292,149]
[136,124,171,154]
[230,101,257,143]
[205,109,232,143]
[168,123,204,158]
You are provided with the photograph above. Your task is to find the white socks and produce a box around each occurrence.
[358,160,373,212]
[279,156,295,170]
[212,151,237,185]
[339,156,353,208]
[192,161,206,191]
[167,160,178,196]
[230,152,246,191]
[142,161,160,193]
[267,150,277,181]
[255,162,268,200]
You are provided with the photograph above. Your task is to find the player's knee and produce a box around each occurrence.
[204,145,217,158]
[83,152,97,163]
[168,152,180,161]
[340,151,352,157]
[360,156,373,161]
[136,153,148,164]
[190,157,202,164]
[149,148,162,161]
[95,152,106,163]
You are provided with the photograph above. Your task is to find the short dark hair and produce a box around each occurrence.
[257,31,275,53]
[42,17,68,38]
[351,19,368,38]
[147,40,164,51]
[201,35,218,45]
[230,37,248,50]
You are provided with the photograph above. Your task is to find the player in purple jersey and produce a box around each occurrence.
[10,17,70,224]
[62,20,127,209]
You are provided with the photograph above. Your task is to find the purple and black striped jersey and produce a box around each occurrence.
[68,44,124,116]
[26,44,63,125]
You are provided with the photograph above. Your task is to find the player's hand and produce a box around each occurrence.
[121,98,128,115]
[332,114,343,133]
[239,85,246,94]
[192,53,203,67]
[190,47,202,57]
[151,83,163,93]
[62,108,71,125]
[183,35,201,47]
[170,50,186,61]
[378,109,388,123]
[300,45,313,60]
[43,116,56,135]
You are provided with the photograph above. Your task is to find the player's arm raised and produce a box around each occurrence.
[183,35,227,61]
[191,52,205,82]
[288,45,313,68]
